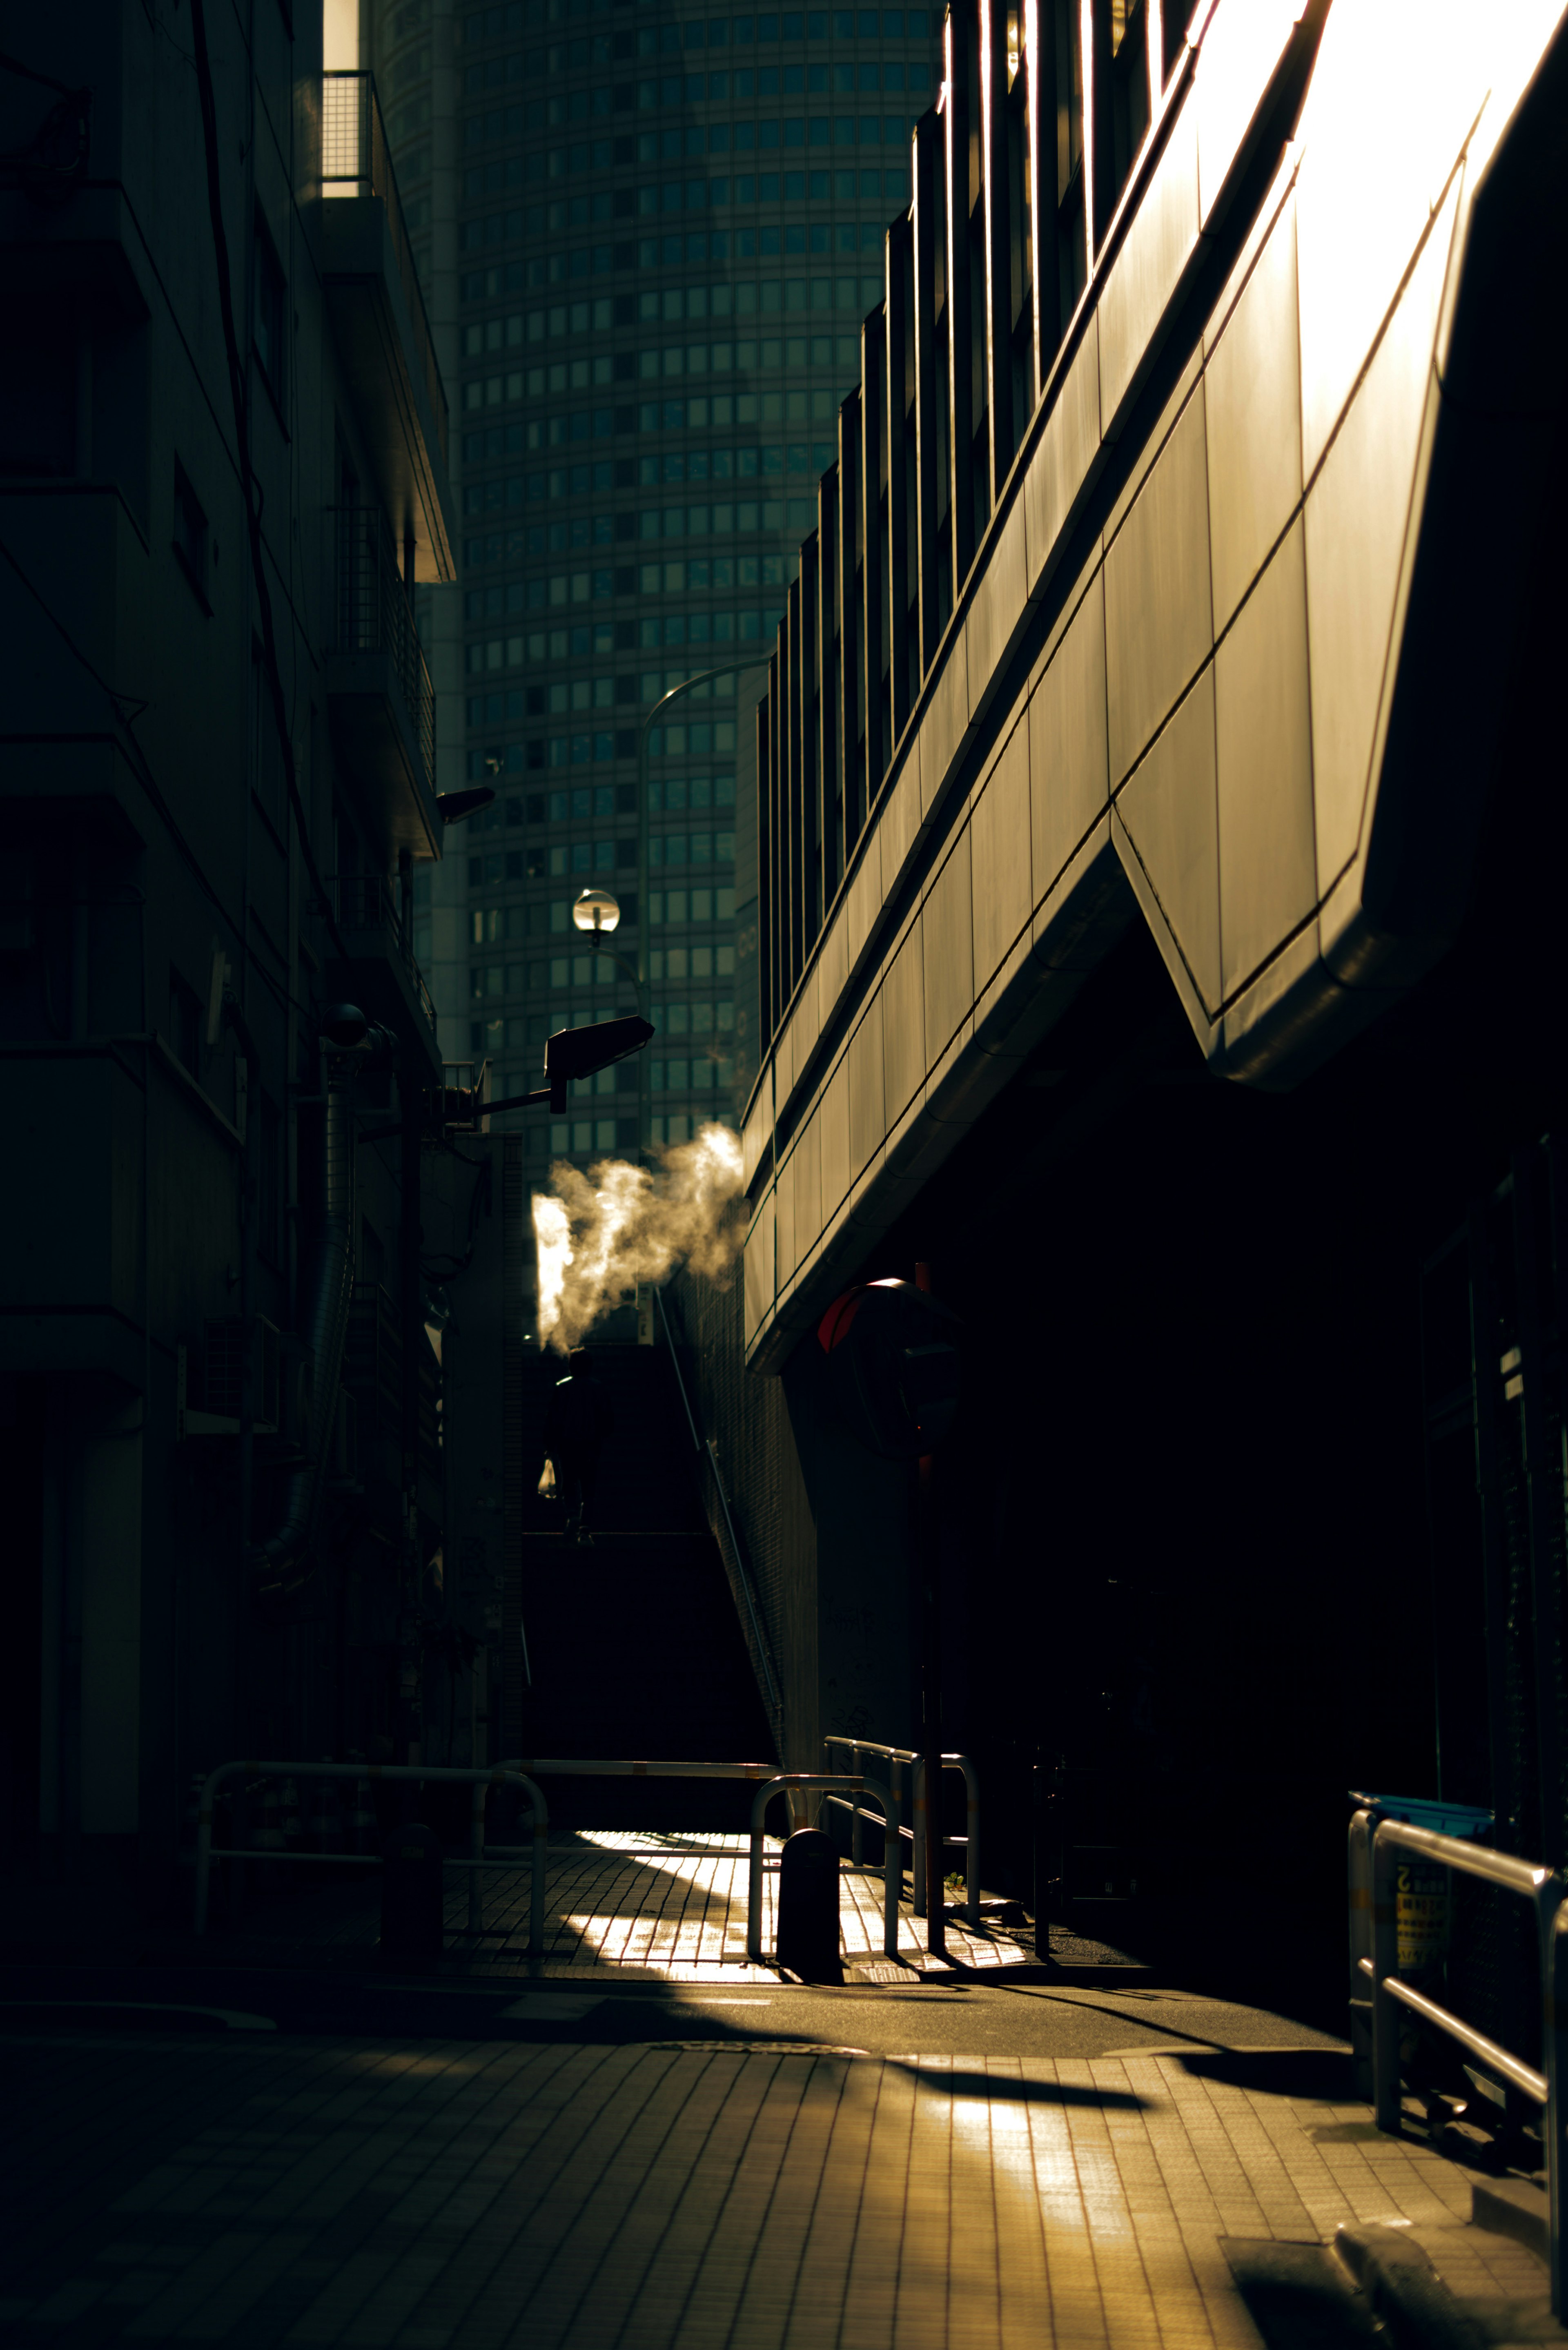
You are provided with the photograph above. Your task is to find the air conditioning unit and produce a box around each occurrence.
[180,1319,282,1438]
[203,1317,280,1431]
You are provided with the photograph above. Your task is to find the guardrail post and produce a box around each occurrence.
[749,1778,783,1962]
[913,1759,926,1912]
[851,1743,863,1868]
[865,1776,900,1959]
[957,1754,980,1926]
[1348,1808,1375,2100]
[500,1770,548,1957]
[469,1780,486,1938]
[1370,1821,1402,2132]
[1547,1897,1568,2314]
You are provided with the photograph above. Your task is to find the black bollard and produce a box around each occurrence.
[380,1821,444,1961]
[776,1826,843,1983]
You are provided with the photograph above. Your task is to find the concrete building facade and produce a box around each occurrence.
[0,0,504,1904]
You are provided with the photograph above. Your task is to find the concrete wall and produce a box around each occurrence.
[0,0,463,1897]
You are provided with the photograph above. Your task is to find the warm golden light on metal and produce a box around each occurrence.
[571,888,621,934]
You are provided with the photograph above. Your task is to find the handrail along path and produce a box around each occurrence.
[823,1735,981,1925]
[1350,1805,1568,2312]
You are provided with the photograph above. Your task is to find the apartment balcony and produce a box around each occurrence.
[326,507,439,861]
[325,871,442,1082]
[321,72,455,584]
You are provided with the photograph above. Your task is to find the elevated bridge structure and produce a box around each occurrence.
[739,0,1568,1370]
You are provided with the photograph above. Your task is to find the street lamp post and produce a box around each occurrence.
[570,888,646,1147]
[634,656,770,1164]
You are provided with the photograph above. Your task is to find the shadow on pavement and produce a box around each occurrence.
[891,2061,1146,2107]
[1180,2047,1356,2099]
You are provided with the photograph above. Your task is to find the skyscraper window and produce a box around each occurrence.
[373,0,941,1160]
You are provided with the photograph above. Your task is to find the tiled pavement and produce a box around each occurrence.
[0,2028,1484,2348]
[198,1831,1033,1982]
[5,1836,1538,2348]
[482,1831,1031,1979]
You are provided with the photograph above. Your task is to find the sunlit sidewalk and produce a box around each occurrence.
[470,1829,1032,1980]
[182,1828,1032,1981]
[0,2028,1477,2348]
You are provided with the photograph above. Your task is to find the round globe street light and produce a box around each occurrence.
[571,890,635,985]
[566,889,647,1150]
[571,887,621,934]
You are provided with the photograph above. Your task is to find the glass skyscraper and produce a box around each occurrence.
[372,0,941,1163]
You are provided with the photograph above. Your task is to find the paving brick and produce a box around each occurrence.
[0,1859,1509,2350]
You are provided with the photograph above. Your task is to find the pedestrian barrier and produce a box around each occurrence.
[748,1774,901,1964]
[502,1757,777,1781]
[198,1755,904,1974]
[1349,1804,1568,2312]
[193,1760,549,1951]
[499,1755,900,1963]
[822,1737,981,1926]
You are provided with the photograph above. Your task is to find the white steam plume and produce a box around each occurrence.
[532,1121,746,1352]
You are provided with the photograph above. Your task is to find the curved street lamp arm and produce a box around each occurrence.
[635,654,774,985]
[633,652,772,1168]
[581,937,645,1010]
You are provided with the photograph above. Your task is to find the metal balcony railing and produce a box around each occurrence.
[321,71,449,468]
[331,872,439,1038]
[331,506,435,795]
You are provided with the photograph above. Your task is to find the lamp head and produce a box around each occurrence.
[571,887,621,934]
[543,1013,653,1110]
[437,786,497,825]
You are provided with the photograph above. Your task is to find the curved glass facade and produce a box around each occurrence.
[374,0,941,1159]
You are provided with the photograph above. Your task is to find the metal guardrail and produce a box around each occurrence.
[502,1756,775,1784]
[1349,1806,1568,2312]
[321,71,449,465]
[497,1757,904,1969]
[198,1755,914,1979]
[748,1774,901,1965]
[330,506,437,797]
[194,1760,548,1949]
[822,1737,980,1926]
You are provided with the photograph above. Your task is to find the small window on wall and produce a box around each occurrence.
[254,218,288,406]
[173,460,210,608]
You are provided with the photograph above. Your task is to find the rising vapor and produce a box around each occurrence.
[532,1122,747,1351]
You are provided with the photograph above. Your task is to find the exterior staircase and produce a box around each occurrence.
[515,1342,775,1828]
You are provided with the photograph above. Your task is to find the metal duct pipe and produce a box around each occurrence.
[250,1059,357,1592]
